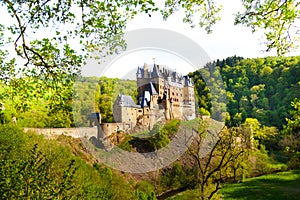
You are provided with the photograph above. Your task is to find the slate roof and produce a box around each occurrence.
[140,91,151,108]
[117,94,140,108]
[148,82,158,95]
[88,112,101,119]
[136,63,192,85]
[184,75,193,86]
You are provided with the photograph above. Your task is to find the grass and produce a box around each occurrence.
[165,170,300,200]
[165,189,199,200]
[222,170,300,200]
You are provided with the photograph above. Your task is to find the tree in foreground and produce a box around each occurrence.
[187,125,251,199]
[0,0,299,79]
[280,98,300,169]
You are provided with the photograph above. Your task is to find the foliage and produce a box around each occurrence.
[0,76,137,128]
[96,77,137,123]
[0,124,78,199]
[283,98,300,137]
[149,120,180,150]
[162,0,221,33]
[160,162,198,191]
[242,118,279,150]
[162,0,300,55]
[0,0,158,73]
[189,62,227,121]
[185,124,251,200]
[0,76,74,128]
[0,0,298,83]
[235,0,300,55]
[279,98,300,169]
[117,134,133,151]
[250,145,287,176]
[73,77,137,125]
[0,124,152,199]
[134,181,157,200]
[190,56,300,129]
[1,146,77,199]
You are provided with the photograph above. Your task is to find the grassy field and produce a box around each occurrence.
[222,170,300,200]
[166,170,300,200]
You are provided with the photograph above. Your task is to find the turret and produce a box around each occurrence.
[143,63,149,78]
[136,67,143,78]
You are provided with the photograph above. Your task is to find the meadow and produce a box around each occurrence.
[166,170,300,200]
[222,170,300,200]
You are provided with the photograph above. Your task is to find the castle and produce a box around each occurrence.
[99,63,196,138]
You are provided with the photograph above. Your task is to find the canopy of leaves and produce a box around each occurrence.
[235,0,300,55]
[0,0,158,74]
[0,0,298,79]
[189,56,300,129]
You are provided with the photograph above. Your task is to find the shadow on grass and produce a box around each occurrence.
[222,170,300,200]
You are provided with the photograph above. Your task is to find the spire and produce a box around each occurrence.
[152,64,160,77]
[136,67,143,78]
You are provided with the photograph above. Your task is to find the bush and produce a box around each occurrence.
[160,163,198,191]
[0,124,143,199]
[135,181,157,200]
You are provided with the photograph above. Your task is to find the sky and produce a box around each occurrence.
[1,1,299,79]
[125,0,300,60]
[100,0,300,79]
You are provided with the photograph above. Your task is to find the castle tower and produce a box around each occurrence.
[143,63,149,78]
[136,63,196,122]
[182,75,196,120]
[137,63,151,98]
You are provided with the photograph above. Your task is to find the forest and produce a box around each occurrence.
[1,55,299,199]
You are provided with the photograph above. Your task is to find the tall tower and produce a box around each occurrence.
[143,63,149,78]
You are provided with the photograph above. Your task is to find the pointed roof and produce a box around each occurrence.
[136,67,143,74]
[152,64,162,77]
[148,82,158,95]
[184,75,193,86]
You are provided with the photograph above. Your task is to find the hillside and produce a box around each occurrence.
[1,55,299,199]
[189,56,300,129]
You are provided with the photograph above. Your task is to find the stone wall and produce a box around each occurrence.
[99,122,133,138]
[24,127,98,139]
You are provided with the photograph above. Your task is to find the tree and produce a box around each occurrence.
[235,0,300,55]
[0,0,158,75]
[284,98,300,136]
[187,125,250,199]
[0,0,299,75]
[162,0,299,55]
[277,98,300,169]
